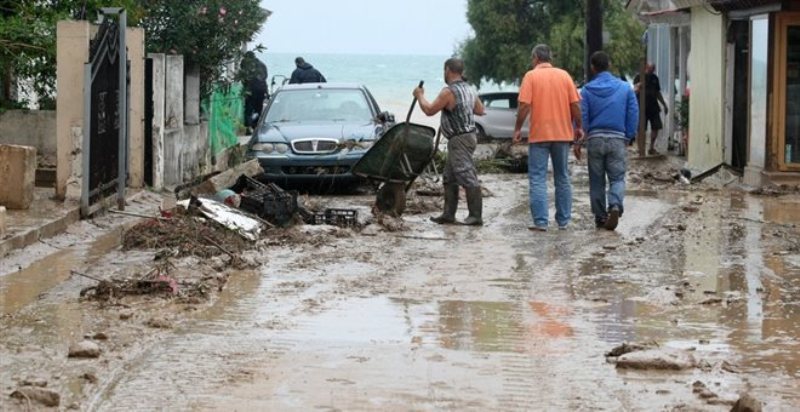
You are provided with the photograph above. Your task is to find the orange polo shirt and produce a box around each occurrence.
[518,63,580,143]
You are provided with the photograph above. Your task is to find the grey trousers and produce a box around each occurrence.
[443,132,480,188]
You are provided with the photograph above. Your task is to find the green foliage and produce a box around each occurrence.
[676,96,689,130]
[1,0,266,107]
[602,0,647,81]
[461,0,581,87]
[139,1,268,97]
[1,2,59,107]
[0,1,144,108]
[460,0,644,87]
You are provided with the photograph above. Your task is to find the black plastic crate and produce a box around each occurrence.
[232,175,299,226]
[311,208,358,228]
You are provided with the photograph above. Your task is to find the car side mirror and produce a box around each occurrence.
[377,111,395,124]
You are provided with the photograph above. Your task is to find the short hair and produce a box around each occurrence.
[295,56,305,65]
[590,51,610,72]
[444,57,465,74]
[532,44,551,62]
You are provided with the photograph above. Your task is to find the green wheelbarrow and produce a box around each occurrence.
[352,81,439,215]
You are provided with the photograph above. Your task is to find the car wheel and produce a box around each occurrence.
[475,124,490,143]
[375,182,406,216]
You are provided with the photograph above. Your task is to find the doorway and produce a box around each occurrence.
[730,21,749,171]
[144,58,153,187]
[775,13,800,171]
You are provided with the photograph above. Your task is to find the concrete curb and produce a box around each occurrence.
[0,205,81,258]
[0,188,167,259]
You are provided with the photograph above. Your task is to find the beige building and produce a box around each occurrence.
[628,0,800,186]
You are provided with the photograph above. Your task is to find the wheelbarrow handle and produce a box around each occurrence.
[407,80,424,123]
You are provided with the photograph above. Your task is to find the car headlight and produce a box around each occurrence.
[274,143,289,153]
[252,143,275,153]
[355,140,374,151]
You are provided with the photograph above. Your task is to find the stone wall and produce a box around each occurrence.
[0,110,57,163]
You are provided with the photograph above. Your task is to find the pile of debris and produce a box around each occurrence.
[76,258,227,302]
[78,263,196,301]
[184,160,361,229]
[122,206,251,258]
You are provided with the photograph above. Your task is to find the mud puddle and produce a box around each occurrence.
[0,229,122,315]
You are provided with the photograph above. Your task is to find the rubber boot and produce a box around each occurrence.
[462,186,483,226]
[430,184,458,224]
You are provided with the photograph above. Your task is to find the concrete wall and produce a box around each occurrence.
[688,6,726,170]
[127,27,145,189]
[0,110,57,160]
[163,55,184,188]
[744,16,770,186]
[55,21,92,200]
[149,53,166,190]
[148,55,220,190]
[183,66,203,182]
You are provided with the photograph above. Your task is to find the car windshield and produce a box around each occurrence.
[265,89,373,123]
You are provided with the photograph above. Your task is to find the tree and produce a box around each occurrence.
[0,0,266,109]
[460,0,644,87]
[138,0,269,97]
[1,1,62,109]
[0,1,144,109]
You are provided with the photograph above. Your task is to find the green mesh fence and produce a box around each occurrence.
[203,83,244,155]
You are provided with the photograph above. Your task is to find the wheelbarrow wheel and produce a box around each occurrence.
[375,182,406,216]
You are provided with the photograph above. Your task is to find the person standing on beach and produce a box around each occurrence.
[414,57,486,226]
[633,63,668,155]
[513,44,583,231]
[578,51,638,231]
[289,57,326,84]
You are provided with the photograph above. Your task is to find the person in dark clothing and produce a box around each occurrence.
[633,63,669,155]
[289,57,326,84]
[240,51,268,129]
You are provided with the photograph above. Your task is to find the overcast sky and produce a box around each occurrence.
[253,0,471,55]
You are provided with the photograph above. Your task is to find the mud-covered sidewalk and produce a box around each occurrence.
[2,156,800,411]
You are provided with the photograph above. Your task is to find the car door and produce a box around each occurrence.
[486,93,529,138]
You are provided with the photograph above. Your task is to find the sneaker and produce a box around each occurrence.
[604,208,620,231]
[648,148,659,156]
[528,224,547,232]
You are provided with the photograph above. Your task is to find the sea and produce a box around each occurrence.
[257,52,514,126]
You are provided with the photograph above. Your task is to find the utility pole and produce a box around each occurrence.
[585,0,603,83]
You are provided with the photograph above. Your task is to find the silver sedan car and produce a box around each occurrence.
[474,92,529,142]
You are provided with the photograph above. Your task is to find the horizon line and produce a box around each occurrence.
[255,50,455,57]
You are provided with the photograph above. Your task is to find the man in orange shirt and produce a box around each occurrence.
[513,44,583,231]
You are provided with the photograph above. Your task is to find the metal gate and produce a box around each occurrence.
[81,8,128,217]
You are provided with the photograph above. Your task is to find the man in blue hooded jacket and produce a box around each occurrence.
[578,51,639,231]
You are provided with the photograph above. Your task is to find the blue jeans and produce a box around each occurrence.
[587,137,627,224]
[528,142,572,228]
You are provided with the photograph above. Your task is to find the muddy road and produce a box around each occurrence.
[2,162,800,411]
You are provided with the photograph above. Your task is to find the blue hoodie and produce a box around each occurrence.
[580,71,639,141]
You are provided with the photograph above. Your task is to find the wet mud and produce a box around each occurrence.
[2,163,800,410]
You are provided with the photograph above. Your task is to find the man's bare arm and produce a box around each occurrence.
[656,92,669,114]
[570,101,584,141]
[512,102,531,144]
[473,96,485,116]
[570,102,582,130]
[414,87,454,116]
